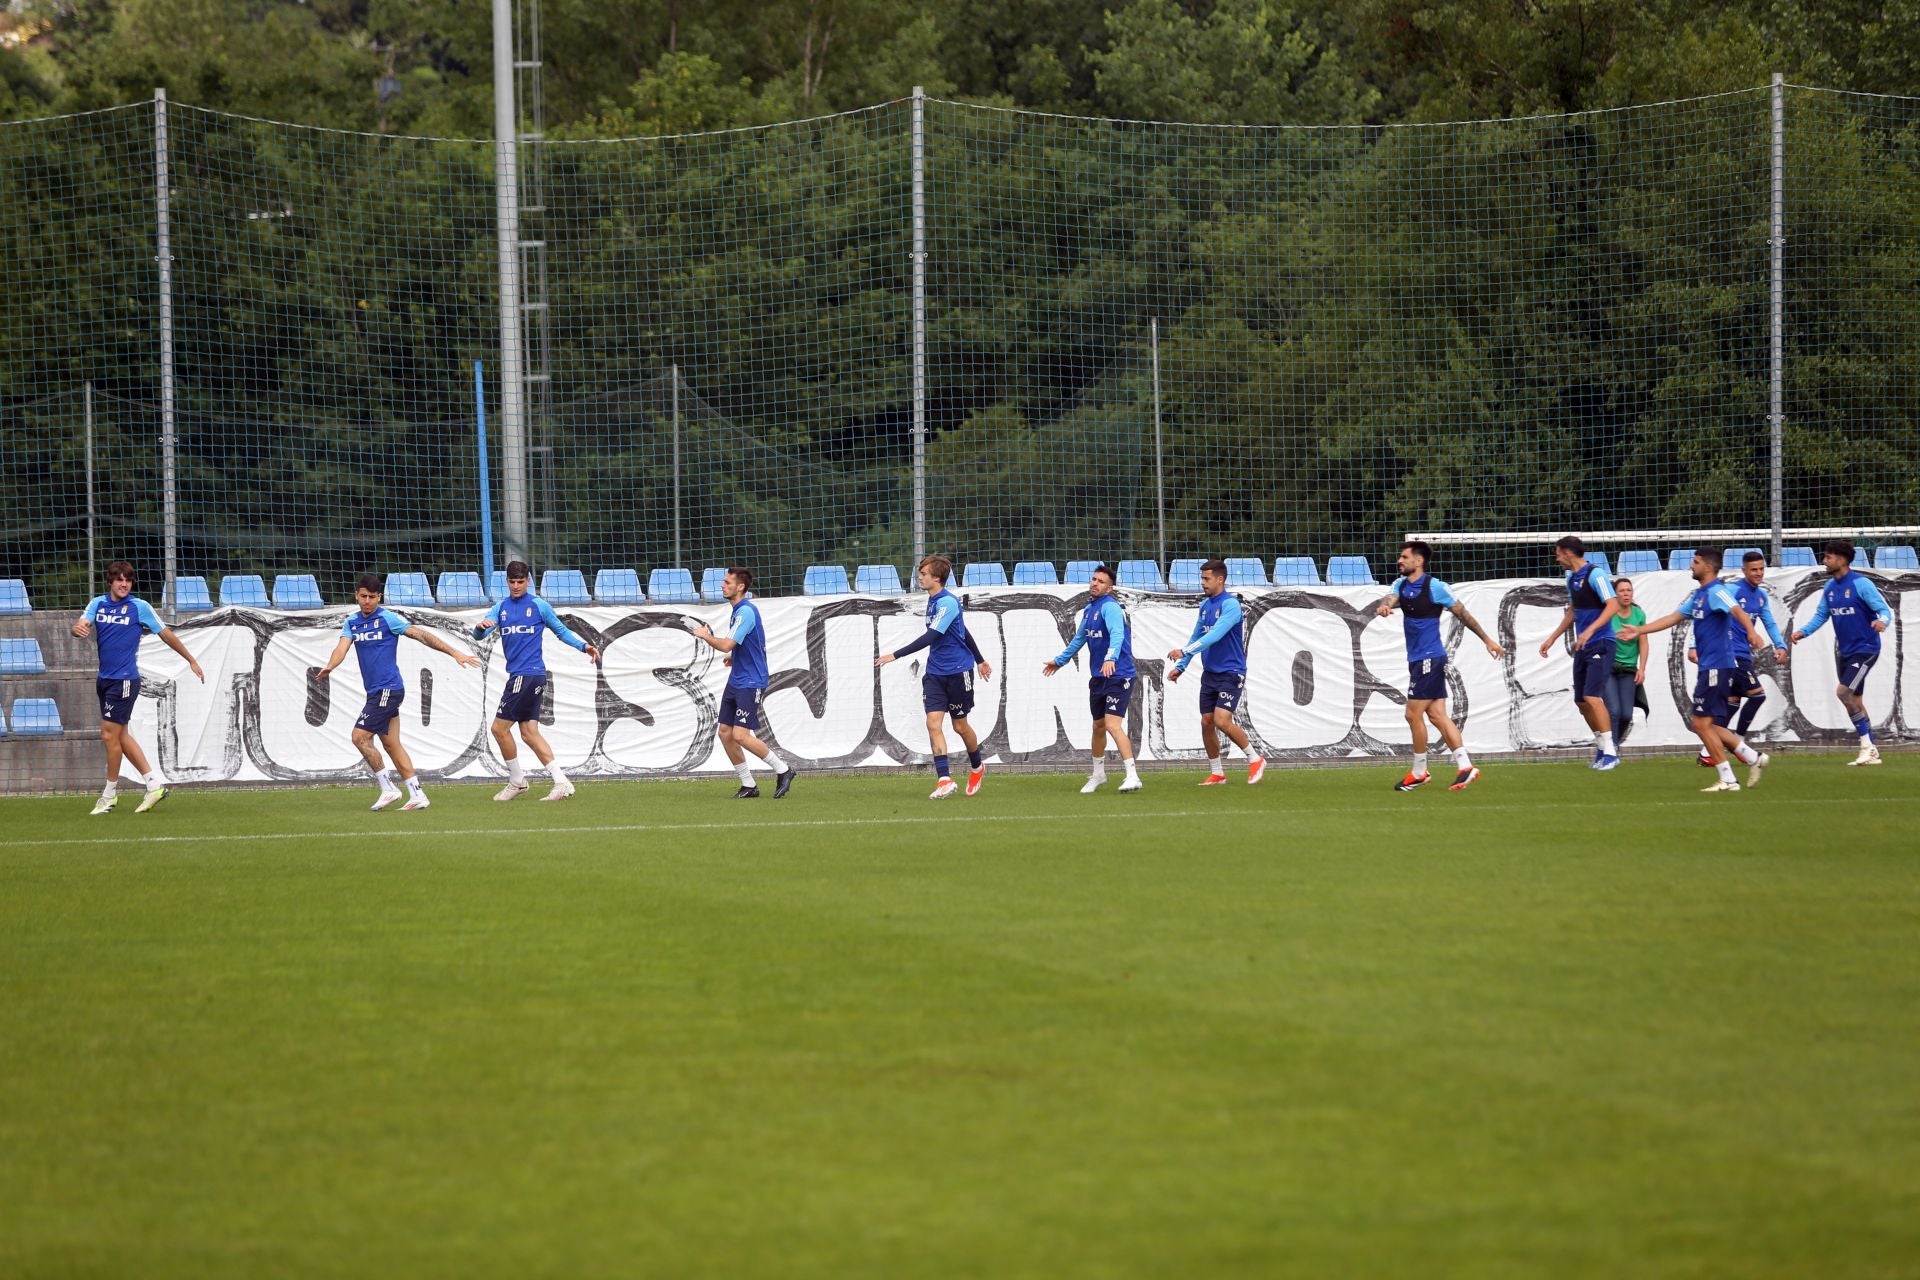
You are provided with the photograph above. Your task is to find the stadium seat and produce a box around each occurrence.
[1854,546,1870,569]
[9,698,63,737]
[436,572,488,609]
[219,575,270,608]
[1271,557,1321,586]
[1583,552,1612,578]
[1726,547,1762,566]
[488,570,511,602]
[1065,560,1102,585]
[1873,545,1918,570]
[1616,551,1661,576]
[1117,560,1165,590]
[1779,546,1817,567]
[0,579,31,615]
[540,570,592,606]
[961,563,1008,588]
[645,569,698,603]
[1326,556,1378,586]
[803,565,852,596]
[594,568,646,605]
[1666,549,1694,572]
[1225,558,1270,588]
[0,638,47,676]
[384,572,435,607]
[855,565,904,595]
[700,567,729,602]
[1012,561,1059,586]
[174,576,214,613]
[1168,559,1205,592]
[272,574,325,610]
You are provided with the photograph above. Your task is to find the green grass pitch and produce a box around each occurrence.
[3,757,1918,1277]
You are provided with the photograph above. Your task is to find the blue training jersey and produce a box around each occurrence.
[923,588,975,678]
[1728,581,1784,662]
[342,607,412,692]
[1177,591,1247,676]
[1683,581,1743,669]
[727,596,769,690]
[481,592,588,677]
[1390,574,1456,665]
[1054,595,1135,679]
[1564,563,1617,646]
[1799,571,1893,658]
[82,594,165,682]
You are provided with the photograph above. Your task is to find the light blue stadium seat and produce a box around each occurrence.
[271,574,325,610]
[1666,549,1694,572]
[1854,547,1870,569]
[1616,550,1661,576]
[489,570,511,602]
[436,572,488,609]
[1271,557,1321,586]
[1117,560,1165,590]
[961,563,1008,588]
[384,572,435,607]
[219,575,270,608]
[1065,560,1102,584]
[1583,552,1612,578]
[804,565,852,596]
[0,638,46,676]
[1168,558,1205,592]
[174,576,214,613]
[646,568,699,604]
[1779,546,1817,568]
[700,567,729,602]
[1012,561,1059,586]
[1326,556,1378,586]
[9,698,62,737]
[855,564,904,595]
[1873,545,1918,570]
[595,568,645,605]
[540,570,592,606]
[0,579,31,615]
[1225,557,1270,588]
[1725,547,1763,567]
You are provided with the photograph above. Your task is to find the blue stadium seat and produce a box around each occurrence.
[855,564,905,595]
[1873,545,1918,570]
[272,574,325,610]
[1583,551,1612,578]
[540,570,592,606]
[1779,546,1817,568]
[1666,549,1694,572]
[1326,556,1378,586]
[9,698,63,737]
[1225,558,1270,588]
[595,568,646,605]
[644,568,697,603]
[1271,557,1321,586]
[1117,560,1165,591]
[0,579,31,615]
[0,638,47,676]
[1725,547,1763,567]
[1854,546,1870,569]
[803,565,852,596]
[489,570,511,602]
[384,572,435,607]
[1012,561,1059,586]
[1065,560,1102,585]
[174,576,214,613]
[436,572,488,609]
[700,567,729,602]
[961,563,1008,588]
[219,575,270,608]
[1616,550,1661,576]
[1168,559,1205,592]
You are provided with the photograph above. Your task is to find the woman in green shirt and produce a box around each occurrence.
[1607,577,1649,744]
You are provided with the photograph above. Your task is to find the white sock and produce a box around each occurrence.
[1207,756,1222,776]
[102,780,118,797]
[1861,733,1874,748]
[1123,758,1138,780]
[507,756,524,785]
[736,761,755,785]
[1090,756,1107,779]
[377,768,397,790]
[404,774,424,796]
[1715,761,1735,784]
[1454,747,1472,770]
[1598,732,1616,754]
[764,751,787,773]
[549,763,568,785]
[142,772,160,790]
[1413,752,1428,777]
[1733,743,1758,765]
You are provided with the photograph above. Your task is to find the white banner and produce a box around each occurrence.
[123,569,1915,782]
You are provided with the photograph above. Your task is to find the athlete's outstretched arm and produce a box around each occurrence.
[405,626,482,669]
[1447,602,1505,658]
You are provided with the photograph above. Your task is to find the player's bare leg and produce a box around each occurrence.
[380,726,430,811]
[1107,714,1141,792]
[491,718,531,801]
[1083,719,1109,793]
[1211,708,1264,784]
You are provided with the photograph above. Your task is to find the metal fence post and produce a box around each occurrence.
[154,89,179,616]
[1769,72,1785,560]
[910,86,928,567]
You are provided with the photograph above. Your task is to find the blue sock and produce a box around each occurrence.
[1734,692,1765,735]
[1852,714,1874,743]
[934,754,950,779]
[967,748,982,769]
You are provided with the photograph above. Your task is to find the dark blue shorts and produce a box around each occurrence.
[495,672,548,724]
[719,684,764,732]
[1571,643,1613,703]
[1198,670,1244,715]
[922,670,975,719]
[1691,667,1735,725]
[356,687,404,734]
[1407,657,1447,702]
[97,677,140,725]
[1839,653,1878,695]
[1729,661,1763,700]
[1090,675,1133,722]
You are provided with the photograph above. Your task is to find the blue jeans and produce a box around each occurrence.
[1604,668,1639,743]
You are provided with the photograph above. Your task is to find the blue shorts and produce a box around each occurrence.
[495,672,548,724]
[356,687,404,734]
[1199,670,1245,715]
[1090,676,1133,722]
[1571,643,1613,703]
[719,684,764,732]
[1690,667,1735,725]
[1729,661,1763,700]
[1407,657,1447,702]
[1839,653,1878,695]
[98,677,140,725]
[922,670,975,719]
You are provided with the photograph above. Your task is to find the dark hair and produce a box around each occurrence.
[1741,550,1766,566]
[726,566,754,591]
[918,555,952,585]
[355,573,385,595]
[1614,577,1633,590]
[1200,558,1228,577]
[504,559,531,579]
[1092,563,1117,583]
[105,559,135,583]
[1555,535,1585,556]
[1823,539,1855,563]
[1401,540,1432,568]
[1696,547,1724,571]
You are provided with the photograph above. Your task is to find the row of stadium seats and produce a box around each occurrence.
[0,698,62,736]
[1590,545,1911,576]
[808,557,1383,594]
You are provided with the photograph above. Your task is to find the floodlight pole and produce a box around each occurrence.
[910,86,928,567]
[492,0,530,566]
[1768,72,1785,562]
[154,88,179,616]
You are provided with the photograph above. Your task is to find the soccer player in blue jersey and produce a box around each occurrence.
[692,566,796,799]
[1043,563,1141,794]
[473,560,602,802]
[1374,541,1505,792]
[1790,539,1895,766]
[1167,559,1265,786]
[1725,550,1790,743]
[875,555,993,799]
[316,573,481,811]
[1617,548,1771,792]
[1537,536,1622,770]
[70,560,205,815]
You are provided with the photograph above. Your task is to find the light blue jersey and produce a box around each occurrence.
[1728,581,1784,662]
[922,588,974,677]
[342,607,412,692]
[81,594,165,682]
[1564,562,1616,646]
[1799,571,1893,658]
[1390,574,1456,665]
[481,593,588,677]
[1176,592,1246,676]
[1683,581,1743,669]
[1054,596,1135,679]
[727,596,769,690]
